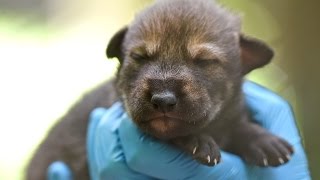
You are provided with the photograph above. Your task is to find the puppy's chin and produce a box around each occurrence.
[136,115,210,140]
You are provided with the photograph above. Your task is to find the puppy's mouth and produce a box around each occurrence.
[143,112,182,131]
[139,112,205,139]
[147,112,181,121]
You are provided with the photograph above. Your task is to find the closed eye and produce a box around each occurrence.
[130,52,148,61]
[194,58,220,67]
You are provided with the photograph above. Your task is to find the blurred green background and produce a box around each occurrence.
[0,0,318,179]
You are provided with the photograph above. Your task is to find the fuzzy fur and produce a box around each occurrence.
[26,0,292,179]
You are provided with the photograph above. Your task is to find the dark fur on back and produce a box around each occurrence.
[26,81,118,179]
[26,0,291,179]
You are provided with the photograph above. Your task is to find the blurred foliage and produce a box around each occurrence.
[0,0,318,179]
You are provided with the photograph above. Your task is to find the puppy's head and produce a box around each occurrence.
[106,0,273,139]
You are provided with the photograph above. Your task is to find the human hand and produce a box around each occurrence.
[243,81,310,180]
[47,81,310,180]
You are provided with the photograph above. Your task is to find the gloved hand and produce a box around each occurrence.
[47,81,310,180]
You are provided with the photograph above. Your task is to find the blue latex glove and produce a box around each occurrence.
[47,81,310,180]
[47,161,72,180]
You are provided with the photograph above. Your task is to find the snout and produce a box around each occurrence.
[151,91,177,113]
[124,68,213,138]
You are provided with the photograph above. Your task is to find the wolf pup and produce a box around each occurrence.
[26,0,294,179]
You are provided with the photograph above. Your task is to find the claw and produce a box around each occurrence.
[214,158,217,165]
[193,146,197,155]
[286,154,291,160]
[263,158,268,166]
[207,155,211,163]
[279,157,284,164]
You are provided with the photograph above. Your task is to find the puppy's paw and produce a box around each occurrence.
[243,133,294,167]
[172,134,221,166]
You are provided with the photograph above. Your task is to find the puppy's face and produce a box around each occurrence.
[107,0,273,139]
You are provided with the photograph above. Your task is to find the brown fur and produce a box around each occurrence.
[26,81,118,179]
[26,0,292,179]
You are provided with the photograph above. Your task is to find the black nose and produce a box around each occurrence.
[151,91,177,112]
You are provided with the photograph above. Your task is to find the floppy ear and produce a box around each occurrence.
[240,34,274,74]
[106,26,128,62]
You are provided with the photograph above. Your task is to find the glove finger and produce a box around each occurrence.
[243,81,300,144]
[243,81,311,179]
[118,114,248,179]
[87,101,125,168]
[47,161,73,180]
[92,101,124,122]
[87,105,152,180]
